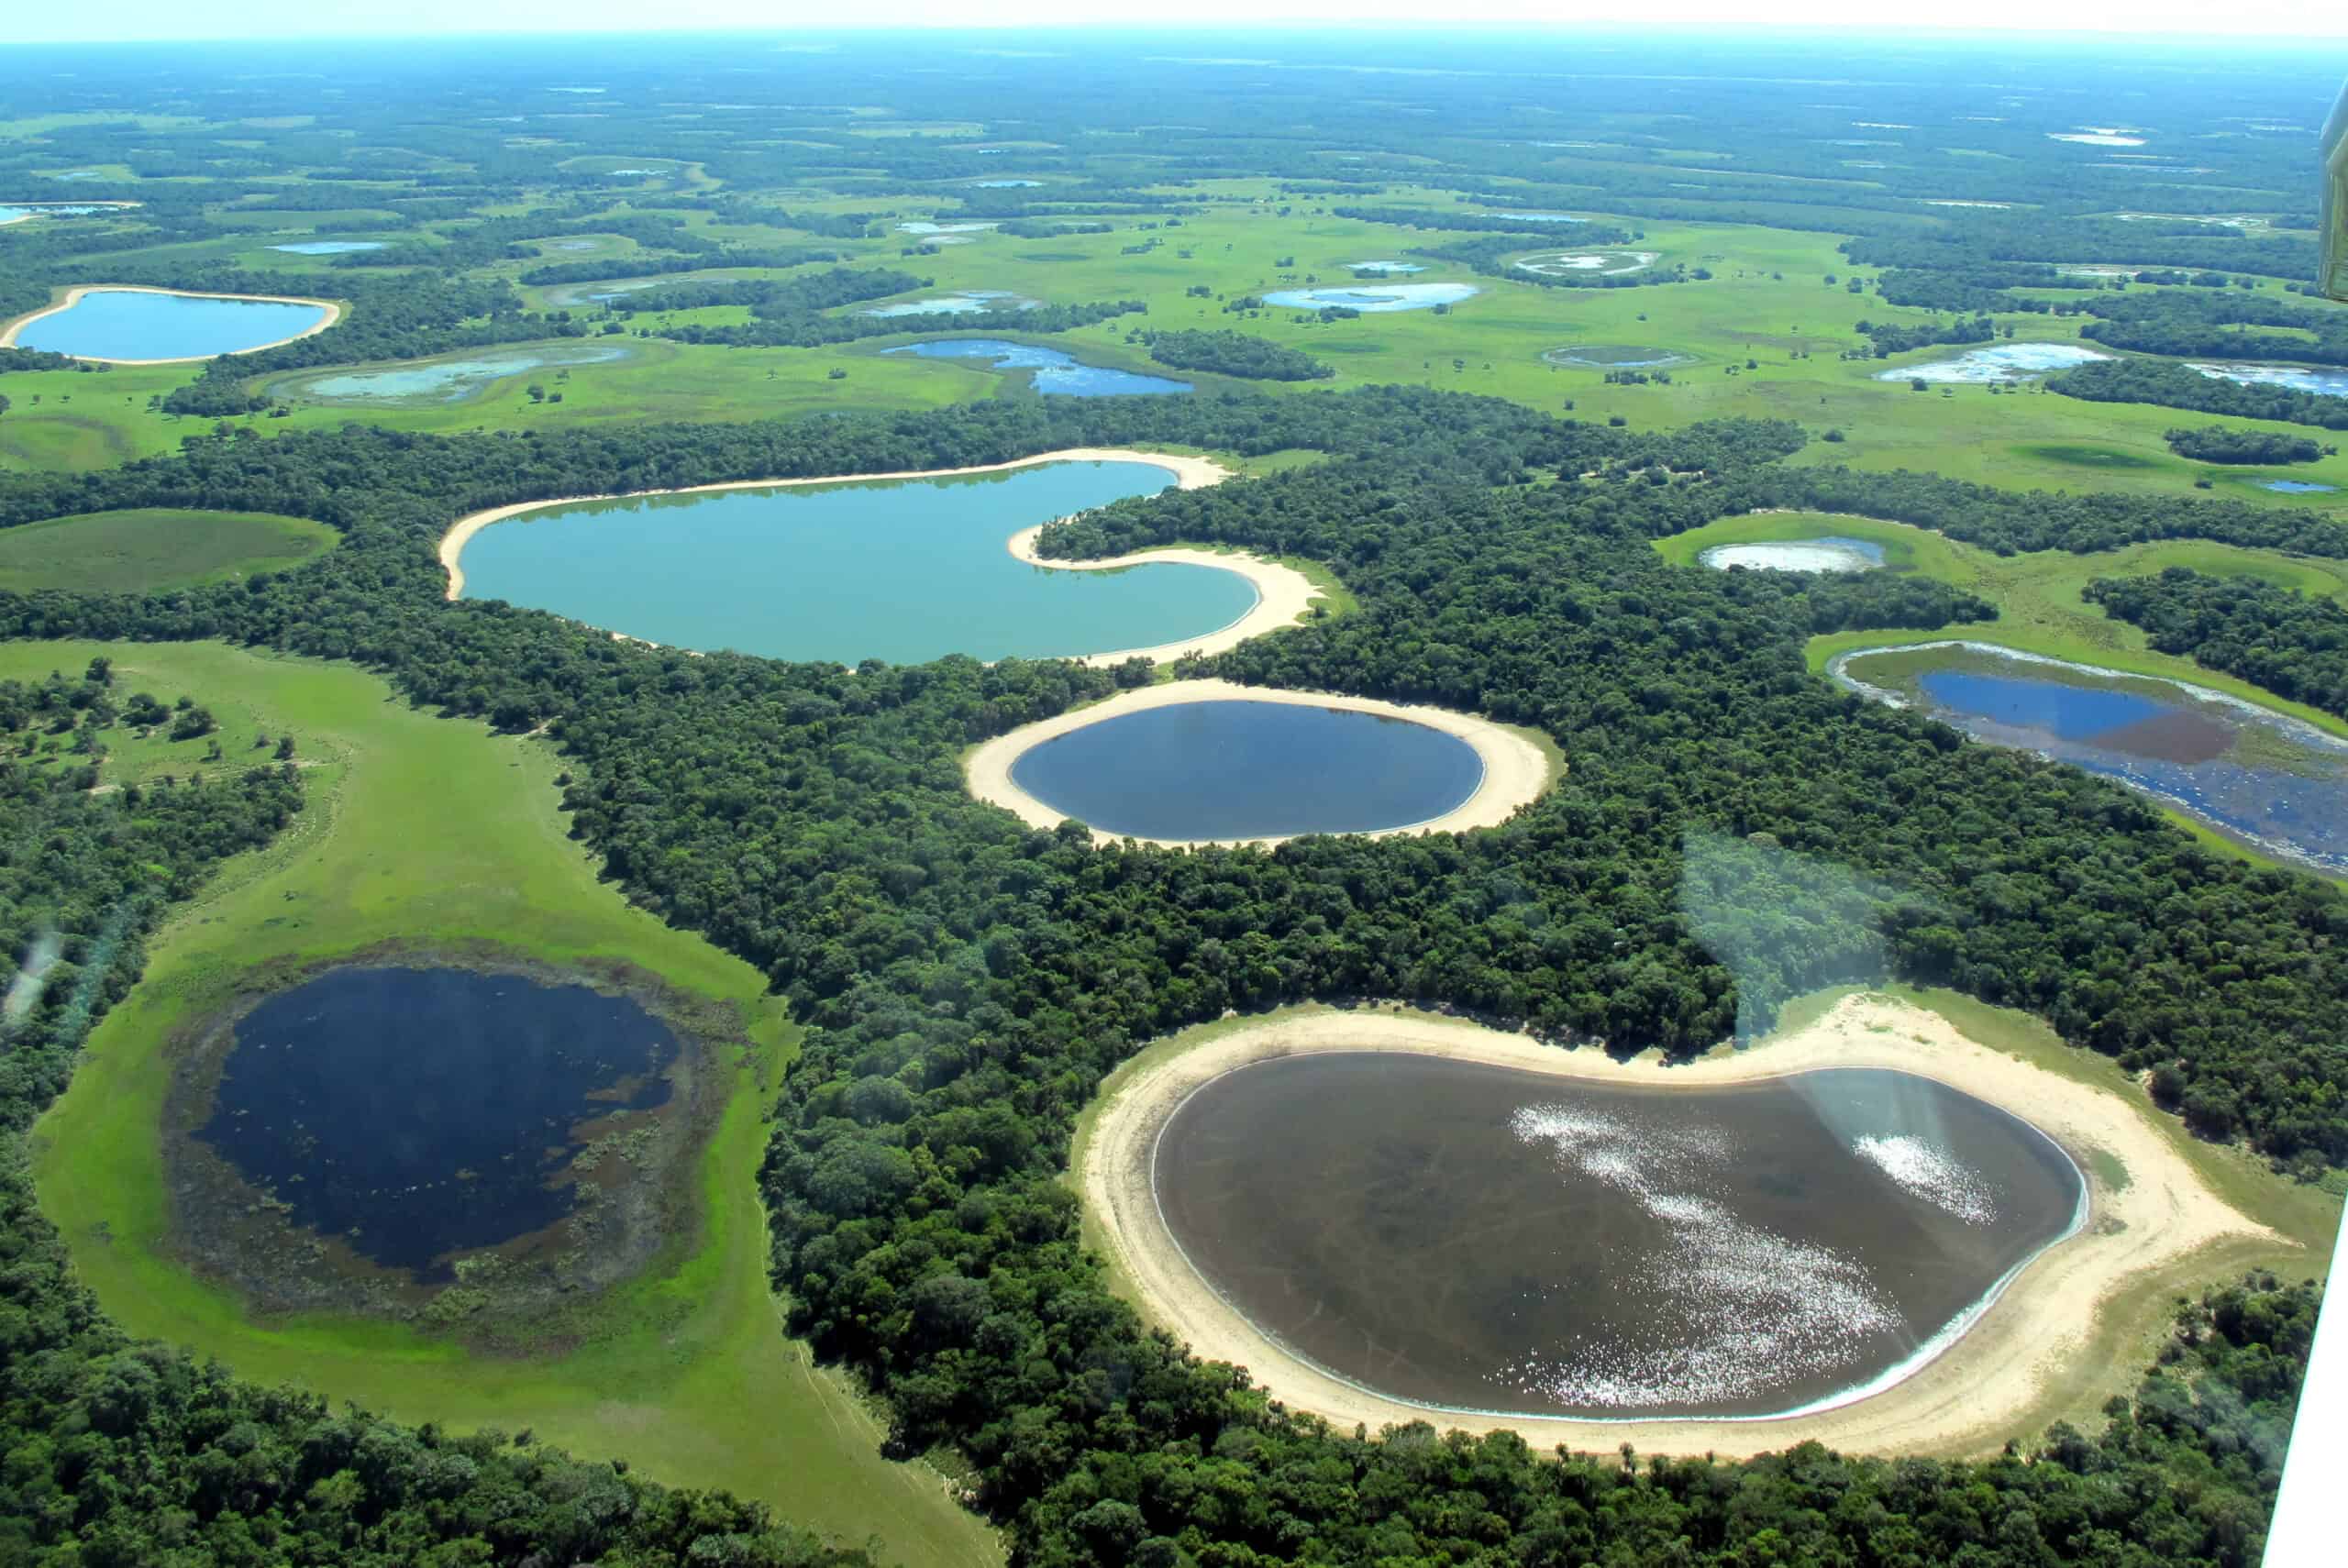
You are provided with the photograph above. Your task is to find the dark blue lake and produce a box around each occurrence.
[1916,670,2166,740]
[1011,700,1485,841]
[1841,646,2348,873]
[195,966,679,1280]
[884,337,1191,395]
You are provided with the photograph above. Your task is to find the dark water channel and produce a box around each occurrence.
[194,966,679,1281]
[1011,701,1484,840]
[1154,1054,2083,1419]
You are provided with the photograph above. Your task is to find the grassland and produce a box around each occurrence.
[0,508,336,593]
[6,185,2342,516]
[11,640,994,1568]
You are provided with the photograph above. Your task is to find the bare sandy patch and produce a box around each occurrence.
[0,283,346,364]
[437,447,1230,602]
[1078,996,2269,1456]
[965,678,1555,847]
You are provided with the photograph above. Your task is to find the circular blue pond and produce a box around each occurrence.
[194,966,681,1280]
[883,337,1190,395]
[16,287,332,360]
[1010,700,1485,841]
[460,460,1254,664]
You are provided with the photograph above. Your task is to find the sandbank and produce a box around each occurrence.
[1077,995,2268,1456]
[437,447,1231,602]
[0,283,347,365]
[964,678,1555,847]
[1002,525,1318,666]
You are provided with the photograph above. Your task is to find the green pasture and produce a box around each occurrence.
[0,508,335,594]
[7,185,2345,513]
[13,640,993,1568]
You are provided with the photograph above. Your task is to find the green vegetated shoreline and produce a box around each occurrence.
[2,386,2339,1568]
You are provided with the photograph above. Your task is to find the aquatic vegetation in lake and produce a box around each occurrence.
[1876,343,2111,383]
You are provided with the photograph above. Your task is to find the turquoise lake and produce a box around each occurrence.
[1011,701,1485,840]
[15,288,331,360]
[458,461,1258,665]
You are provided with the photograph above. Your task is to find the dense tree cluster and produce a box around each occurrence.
[2077,290,2348,368]
[2088,569,2348,718]
[1331,206,1635,241]
[2049,359,2348,432]
[1138,330,1333,381]
[1856,315,1995,357]
[2164,426,2327,464]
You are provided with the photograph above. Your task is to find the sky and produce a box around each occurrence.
[8,5,2347,46]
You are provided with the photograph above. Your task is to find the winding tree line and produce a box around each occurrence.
[2049,358,2348,432]
[2088,569,2348,719]
[0,389,2338,1564]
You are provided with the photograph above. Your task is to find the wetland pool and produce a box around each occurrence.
[459,460,1257,664]
[859,289,1038,318]
[270,341,634,404]
[1008,700,1484,841]
[12,287,332,360]
[1700,536,1885,573]
[1875,343,2110,383]
[1154,1054,2083,1419]
[1260,282,1479,313]
[2190,362,2348,399]
[175,966,690,1297]
[268,240,384,255]
[1544,343,1697,370]
[883,337,1191,395]
[1836,643,2348,872]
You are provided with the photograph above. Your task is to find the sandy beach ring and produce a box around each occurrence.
[964,678,1556,847]
[1076,996,2267,1457]
[437,448,1308,666]
[0,283,347,365]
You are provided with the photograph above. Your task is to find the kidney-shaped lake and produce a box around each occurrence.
[456,461,1257,665]
[1155,1053,2083,1419]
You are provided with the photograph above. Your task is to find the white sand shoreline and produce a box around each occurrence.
[1002,524,1320,666]
[437,447,1231,603]
[0,283,346,365]
[963,678,1556,847]
[1077,997,2270,1456]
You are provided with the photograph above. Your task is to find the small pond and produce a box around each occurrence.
[2190,362,2348,399]
[0,204,110,224]
[883,337,1191,395]
[1701,536,1886,573]
[189,966,681,1283]
[14,288,331,361]
[268,240,384,255]
[860,289,1038,318]
[1261,282,1479,313]
[273,341,633,405]
[1515,251,1660,277]
[2262,480,2339,495]
[1155,1055,2082,1419]
[971,179,1043,188]
[1348,260,1426,274]
[1543,343,1697,370]
[1835,642,2348,872]
[459,460,1255,665]
[898,220,998,235]
[1487,212,1585,223]
[1009,700,1484,841]
[1875,343,2110,384]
